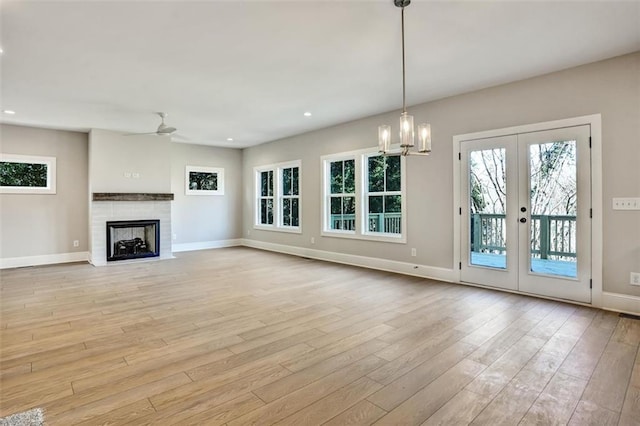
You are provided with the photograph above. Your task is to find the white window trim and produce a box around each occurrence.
[254,160,302,233]
[321,148,406,244]
[0,153,57,194]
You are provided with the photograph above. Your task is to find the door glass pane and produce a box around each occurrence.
[469,148,507,269]
[529,141,577,278]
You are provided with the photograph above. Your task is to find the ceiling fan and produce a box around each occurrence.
[125,112,177,136]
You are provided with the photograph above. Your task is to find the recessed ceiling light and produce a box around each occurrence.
[0,48,3,54]
[304,112,312,117]
[226,138,234,141]
[3,110,15,115]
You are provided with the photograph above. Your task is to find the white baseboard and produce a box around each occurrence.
[4,242,638,316]
[0,252,89,269]
[172,239,243,253]
[602,292,640,316]
[240,239,455,283]
[240,239,640,316]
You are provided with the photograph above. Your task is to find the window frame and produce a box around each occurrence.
[254,160,302,233]
[321,148,406,243]
[363,153,405,239]
[279,164,301,230]
[255,167,275,228]
[185,165,224,196]
[0,153,57,194]
[321,152,358,237]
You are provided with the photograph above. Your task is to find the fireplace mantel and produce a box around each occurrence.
[92,193,174,202]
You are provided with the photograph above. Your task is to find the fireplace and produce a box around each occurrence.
[106,219,160,262]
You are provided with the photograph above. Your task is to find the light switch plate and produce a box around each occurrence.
[612,198,640,210]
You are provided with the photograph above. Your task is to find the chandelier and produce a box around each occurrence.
[378,0,432,156]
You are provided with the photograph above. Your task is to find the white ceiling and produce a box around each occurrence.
[1,0,639,148]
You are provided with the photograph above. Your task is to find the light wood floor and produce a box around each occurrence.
[1,247,639,425]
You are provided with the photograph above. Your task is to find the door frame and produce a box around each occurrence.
[452,114,602,306]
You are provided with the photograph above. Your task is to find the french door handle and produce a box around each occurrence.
[519,217,527,223]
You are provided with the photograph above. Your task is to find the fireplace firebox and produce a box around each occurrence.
[106,220,160,261]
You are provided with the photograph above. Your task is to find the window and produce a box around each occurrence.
[322,149,405,242]
[258,169,274,225]
[255,161,301,232]
[185,166,224,195]
[329,159,356,231]
[0,154,56,194]
[365,155,402,234]
[281,166,300,227]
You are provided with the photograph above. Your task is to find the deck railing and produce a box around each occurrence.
[471,213,577,260]
[330,213,401,234]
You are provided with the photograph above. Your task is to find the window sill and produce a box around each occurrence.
[321,230,406,244]
[254,224,302,234]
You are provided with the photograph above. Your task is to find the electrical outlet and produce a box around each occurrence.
[132,172,140,179]
[631,272,640,286]
[247,229,251,235]
[73,240,79,247]
[311,237,315,244]
[172,233,177,241]
[613,198,640,210]
[411,248,417,257]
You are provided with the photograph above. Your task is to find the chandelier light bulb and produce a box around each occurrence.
[378,125,392,153]
[418,123,432,153]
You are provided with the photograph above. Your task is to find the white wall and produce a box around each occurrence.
[0,124,88,260]
[88,130,244,259]
[0,127,244,266]
[89,129,171,193]
[170,143,243,249]
[242,52,640,298]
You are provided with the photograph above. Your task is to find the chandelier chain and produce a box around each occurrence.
[401,6,406,114]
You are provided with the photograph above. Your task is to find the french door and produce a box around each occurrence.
[460,125,591,303]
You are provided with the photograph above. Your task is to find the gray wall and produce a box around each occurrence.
[0,124,89,257]
[242,52,640,297]
[170,143,243,244]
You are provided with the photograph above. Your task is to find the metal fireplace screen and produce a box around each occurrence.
[106,219,160,261]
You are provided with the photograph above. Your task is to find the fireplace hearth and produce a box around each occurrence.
[106,220,160,261]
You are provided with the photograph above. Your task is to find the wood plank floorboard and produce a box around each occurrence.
[0,247,638,425]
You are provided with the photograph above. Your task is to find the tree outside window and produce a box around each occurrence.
[329,159,355,230]
[366,155,402,234]
[281,166,300,227]
[259,170,274,225]
[0,162,48,187]
[0,154,56,194]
